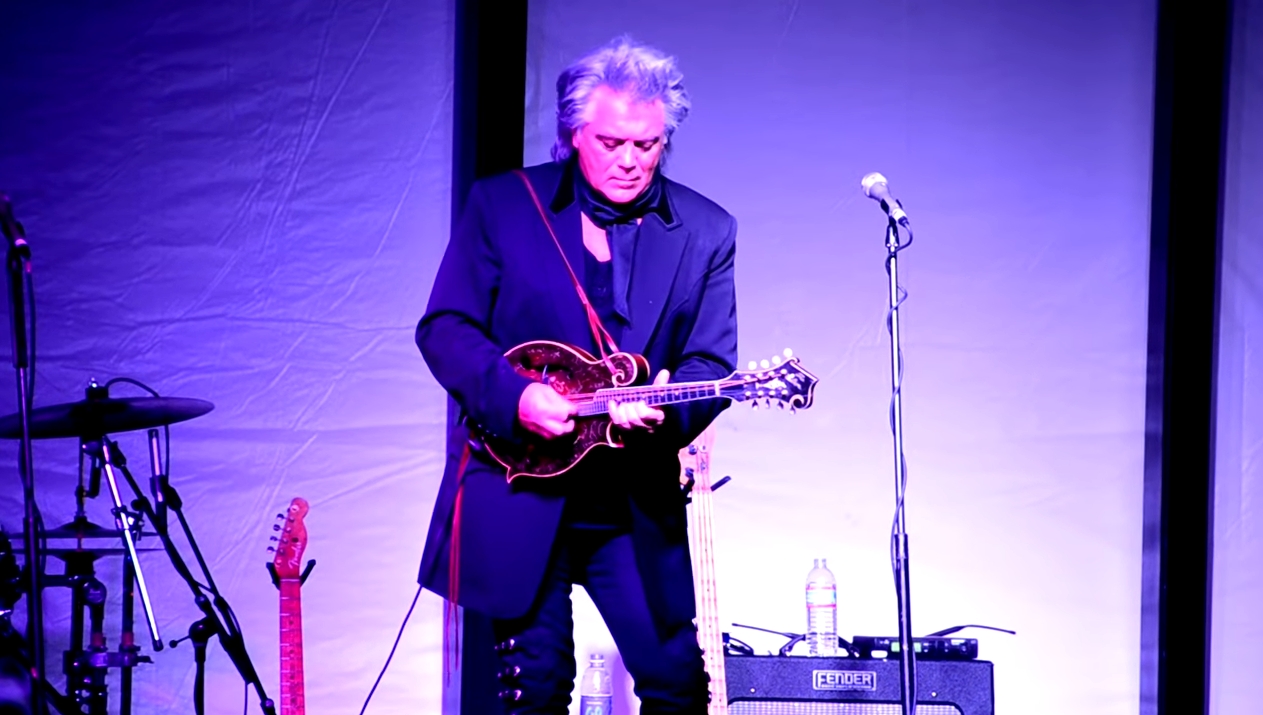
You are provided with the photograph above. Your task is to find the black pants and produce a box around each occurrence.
[490,527,708,714]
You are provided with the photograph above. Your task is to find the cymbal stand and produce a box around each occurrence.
[101,438,276,715]
[56,552,107,714]
[81,437,162,653]
[69,435,161,713]
[119,560,138,715]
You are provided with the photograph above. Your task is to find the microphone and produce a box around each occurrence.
[0,195,31,261]
[860,173,909,226]
[148,429,169,532]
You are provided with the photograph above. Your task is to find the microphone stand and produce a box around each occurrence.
[882,216,917,715]
[104,441,275,715]
[2,195,44,715]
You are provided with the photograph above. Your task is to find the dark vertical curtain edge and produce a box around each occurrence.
[1140,1,1233,713]
[446,1,528,714]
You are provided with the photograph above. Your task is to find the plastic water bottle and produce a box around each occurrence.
[806,558,838,656]
[579,653,613,715]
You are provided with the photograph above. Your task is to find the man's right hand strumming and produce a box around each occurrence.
[518,382,578,438]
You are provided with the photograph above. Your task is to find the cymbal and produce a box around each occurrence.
[46,547,161,559]
[41,518,157,541]
[0,396,214,440]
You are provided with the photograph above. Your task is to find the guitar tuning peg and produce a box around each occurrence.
[784,348,794,358]
[747,360,757,370]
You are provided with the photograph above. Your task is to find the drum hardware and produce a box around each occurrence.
[36,518,157,542]
[58,387,277,715]
[0,376,267,715]
[0,390,214,441]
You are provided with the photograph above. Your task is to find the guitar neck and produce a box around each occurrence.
[683,429,728,715]
[576,381,723,417]
[692,489,728,714]
[279,580,305,715]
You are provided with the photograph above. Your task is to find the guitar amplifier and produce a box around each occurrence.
[725,655,994,715]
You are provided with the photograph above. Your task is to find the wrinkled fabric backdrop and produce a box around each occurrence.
[0,1,1258,714]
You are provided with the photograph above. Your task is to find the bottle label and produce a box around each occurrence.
[806,586,837,606]
[580,695,611,715]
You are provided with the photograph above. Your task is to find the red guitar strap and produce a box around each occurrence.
[514,169,621,359]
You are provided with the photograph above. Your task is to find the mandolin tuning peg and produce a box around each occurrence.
[760,359,770,369]
[789,405,797,414]
[269,536,279,542]
[751,400,759,410]
[272,524,281,531]
[784,348,794,358]
[777,400,785,409]
[764,398,772,409]
[267,546,275,553]
[772,355,782,365]
[747,360,757,370]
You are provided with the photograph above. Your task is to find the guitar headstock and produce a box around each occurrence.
[679,425,716,490]
[270,497,309,581]
[722,349,818,411]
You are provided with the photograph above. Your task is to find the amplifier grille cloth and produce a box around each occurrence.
[730,705,961,715]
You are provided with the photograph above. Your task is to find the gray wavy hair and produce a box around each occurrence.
[552,36,691,162]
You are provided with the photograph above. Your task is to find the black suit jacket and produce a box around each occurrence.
[415,160,738,634]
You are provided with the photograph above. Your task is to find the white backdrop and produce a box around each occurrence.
[7,0,1259,714]
[527,1,1154,713]
[0,2,456,713]
[527,1,1156,715]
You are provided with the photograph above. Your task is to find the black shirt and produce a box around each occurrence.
[560,248,631,529]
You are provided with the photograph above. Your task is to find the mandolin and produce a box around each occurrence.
[269,498,309,715]
[681,427,727,714]
[483,340,817,481]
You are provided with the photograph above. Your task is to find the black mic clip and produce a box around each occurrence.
[0,195,31,265]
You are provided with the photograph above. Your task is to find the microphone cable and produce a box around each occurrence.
[359,584,423,715]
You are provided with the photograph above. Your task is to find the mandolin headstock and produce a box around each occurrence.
[721,349,818,411]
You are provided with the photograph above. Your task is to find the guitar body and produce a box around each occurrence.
[483,340,649,481]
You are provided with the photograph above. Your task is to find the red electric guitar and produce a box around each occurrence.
[681,427,727,714]
[269,498,310,715]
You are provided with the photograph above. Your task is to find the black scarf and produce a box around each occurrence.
[573,164,667,323]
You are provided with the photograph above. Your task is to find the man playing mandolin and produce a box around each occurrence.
[416,37,737,714]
